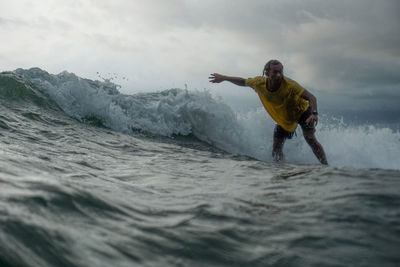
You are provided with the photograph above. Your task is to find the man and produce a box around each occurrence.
[209,59,328,165]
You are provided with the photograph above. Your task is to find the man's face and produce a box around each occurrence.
[267,64,283,85]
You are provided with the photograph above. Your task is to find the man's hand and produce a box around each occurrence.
[306,114,318,126]
[209,73,226,83]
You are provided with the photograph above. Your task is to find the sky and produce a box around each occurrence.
[1,0,399,112]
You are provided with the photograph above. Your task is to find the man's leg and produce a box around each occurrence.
[272,125,289,162]
[302,128,328,165]
[272,136,286,161]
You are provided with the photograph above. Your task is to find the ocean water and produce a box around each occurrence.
[0,68,399,267]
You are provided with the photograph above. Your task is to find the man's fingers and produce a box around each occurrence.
[209,73,221,83]
[306,116,316,126]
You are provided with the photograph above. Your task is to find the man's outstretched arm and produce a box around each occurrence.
[209,73,247,86]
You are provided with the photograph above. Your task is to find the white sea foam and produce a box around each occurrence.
[15,68,400,170]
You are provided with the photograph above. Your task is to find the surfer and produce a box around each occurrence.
[209,59,328,165]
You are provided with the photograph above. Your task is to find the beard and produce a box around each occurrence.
[270,77,282,88]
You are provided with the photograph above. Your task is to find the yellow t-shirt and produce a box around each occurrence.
[246,76,309,132]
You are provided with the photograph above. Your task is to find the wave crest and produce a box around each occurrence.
[4,67,400,169]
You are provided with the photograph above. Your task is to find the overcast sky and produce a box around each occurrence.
[1,0,399,110]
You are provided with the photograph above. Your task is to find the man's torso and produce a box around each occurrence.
[245,76,309,132]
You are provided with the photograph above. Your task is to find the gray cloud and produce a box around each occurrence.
[112,0,400,94]
[1,0,399,111]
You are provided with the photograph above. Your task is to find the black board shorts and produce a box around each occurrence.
[273,108,315,139]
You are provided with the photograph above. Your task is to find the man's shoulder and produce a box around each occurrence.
[283,77,306,94]
[246,76,266,87]
[284,77,304,88]
[250,76,266,81]
[283,76,298,85]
